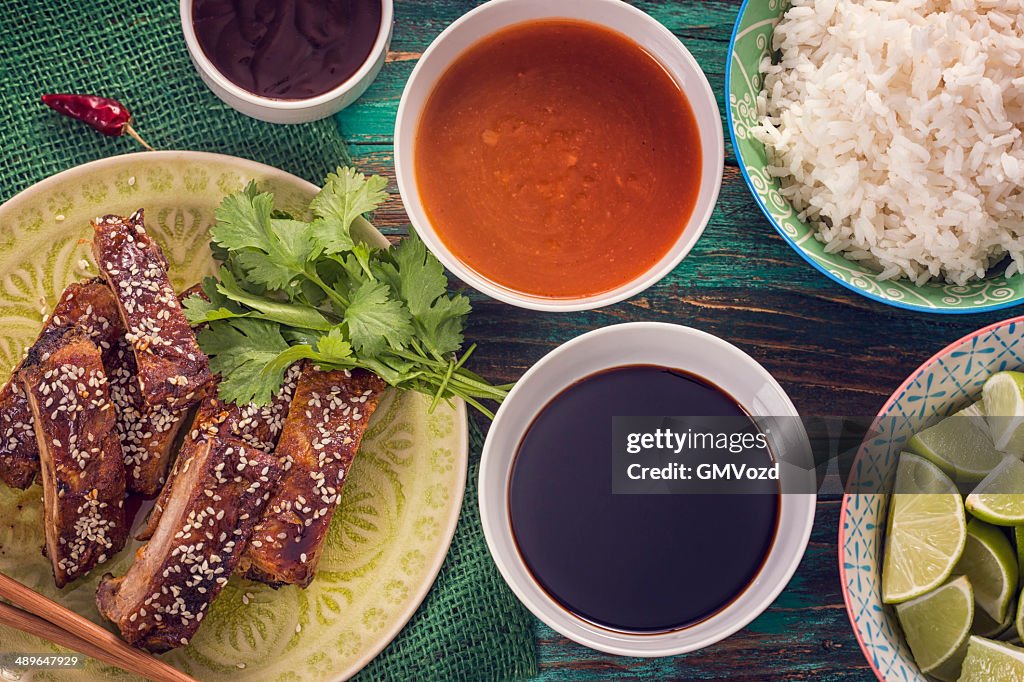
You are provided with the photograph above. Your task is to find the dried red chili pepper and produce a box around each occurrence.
[41,94,154,151]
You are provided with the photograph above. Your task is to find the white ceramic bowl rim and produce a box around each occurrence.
[394,0,725,312]
[179,0,394,110]
[479,322,816,656]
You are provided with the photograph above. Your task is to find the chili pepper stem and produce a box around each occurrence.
[123,124,154,151]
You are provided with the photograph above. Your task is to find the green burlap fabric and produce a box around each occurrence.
[0,2,537,679]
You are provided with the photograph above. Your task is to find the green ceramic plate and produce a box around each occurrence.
[0,151,468,681]
[727,0,1024,314]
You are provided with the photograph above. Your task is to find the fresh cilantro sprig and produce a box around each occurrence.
[184,168,511,418]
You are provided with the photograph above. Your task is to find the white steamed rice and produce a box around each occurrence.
[753,0,1024,285]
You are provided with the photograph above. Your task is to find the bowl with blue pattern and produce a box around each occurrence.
[839,316,1024,680]
[727,0,1024,314]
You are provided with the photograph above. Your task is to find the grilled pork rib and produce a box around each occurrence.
[19,328,128,588]
[241,366,386,588]
[138,363,301,541]
[97,434,282,652]
[0,280,122,489]
[104,338,191,496]
[92,210,213,410]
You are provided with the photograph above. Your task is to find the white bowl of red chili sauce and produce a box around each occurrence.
[180,0,393,124]
[394,0,724,311]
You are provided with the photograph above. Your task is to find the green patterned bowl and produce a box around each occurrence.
[726,0,1024,314]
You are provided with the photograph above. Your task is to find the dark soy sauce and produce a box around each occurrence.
[509,365,780,633]
[192,0,383,100]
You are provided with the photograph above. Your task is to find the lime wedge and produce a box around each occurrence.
[956,636,1024,681]
[974,600,1015,638]
[965,457,1024,525]
[983,372,1024,455]
[908,402,1004,484]
[1017,589,1024,645]
[1016,526,1024,587]
[895,576,973,678]
[882,453,968,603]
[954,519,1018,623]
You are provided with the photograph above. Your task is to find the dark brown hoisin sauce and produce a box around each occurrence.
[509,365,779,633]
[192,0,382,100]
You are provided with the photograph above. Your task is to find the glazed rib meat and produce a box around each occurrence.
[0,280,122,489]
[104,338,190,496]
[92,210,213,409]
[106,288,203,496]
[195,362,302,453]
[138,363,301,540]
[241,366,386,588]
[19,328,128,588]
[97,433,283,653]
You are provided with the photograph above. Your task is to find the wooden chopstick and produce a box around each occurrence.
[0,601,167,678]
[0,572,197,682]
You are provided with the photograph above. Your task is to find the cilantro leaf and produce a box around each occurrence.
[233,250,296,290]
[377,231,471,355]
[281,328,324,346]
[416,293,471,356]
[309,168,388,254]
[261,344,320,378]
[210,182,274,252]
[299,278,327,307]
[316,327,354,361]
[349,242,377,280]
[233,219,315,289]
[377,231,447,314]
[260,329,355,379]
[211,183,314,289]
[343,280,413,357]
[183,276,242,325]
[199,319,290,405]
[323,253,368,304]
[308,217,355,256]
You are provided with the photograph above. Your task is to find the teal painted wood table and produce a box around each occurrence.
[338,2,1015,679]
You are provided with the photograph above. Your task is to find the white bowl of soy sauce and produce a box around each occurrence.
[181,0,393,123]
[480,322,816,656]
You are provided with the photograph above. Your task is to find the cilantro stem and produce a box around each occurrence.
[453,343,476,372]
[304,266,349,309]
[410,336,443,363]
[429,358,458,413]
[459,396,494,420]
[412,370,497,419]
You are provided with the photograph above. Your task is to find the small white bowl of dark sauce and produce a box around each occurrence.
[181,0,393,123]
[480,322,816,656]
